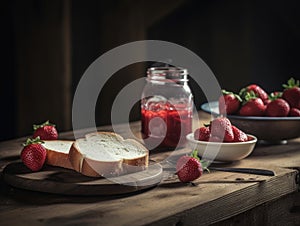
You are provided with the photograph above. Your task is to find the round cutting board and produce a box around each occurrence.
[3,161,163,196]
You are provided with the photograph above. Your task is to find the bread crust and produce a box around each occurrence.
[68,132,149,177]
[46,149,73,169]
[44,140,73,169]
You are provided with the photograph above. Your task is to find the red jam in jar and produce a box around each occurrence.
[141,67,193,149]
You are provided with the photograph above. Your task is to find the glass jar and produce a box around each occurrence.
[141,67,193,149]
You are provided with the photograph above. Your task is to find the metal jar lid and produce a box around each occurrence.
[147,67,188,82]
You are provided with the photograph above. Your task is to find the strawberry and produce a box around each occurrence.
[218,90,241,115]
[176,150,203,182]
[33,120,58,140]
[20,137,47,171]
[210,136,223,142]
[265,91,283,105]
[210,117,234,142]
[282,78,300,109]
[289,108,300,116]
[194,127,210,141]
[240,84,269,104]
[265,98,290,117]
[264,99,271,105]
[232,126,248,142]
[239,92,266,116]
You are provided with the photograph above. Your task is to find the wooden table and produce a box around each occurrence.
[0,112,299,226]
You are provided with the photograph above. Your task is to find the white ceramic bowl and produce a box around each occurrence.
[186,133,257,162]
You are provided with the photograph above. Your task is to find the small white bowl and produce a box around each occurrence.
[186,133,257,162]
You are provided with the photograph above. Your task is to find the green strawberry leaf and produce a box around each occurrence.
[283,77,300,89]
[234,94,243,102]
[222,89,242,102]
[268,92,282,101]
[241,91,257,105]
[222,89,233,95]
[33,120,56,130]
[200,160,210,173]
[190,150,210,173]
[190,149,200,161]
[23,137,44,146]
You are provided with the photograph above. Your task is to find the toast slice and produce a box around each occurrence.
[69,132,149,177]
[42,140,74,169]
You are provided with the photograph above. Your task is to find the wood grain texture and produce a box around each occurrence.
[3,162,163,196]
[0,166,297,226]
[0,111,299,226]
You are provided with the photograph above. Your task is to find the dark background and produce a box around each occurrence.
[1,0,300,140]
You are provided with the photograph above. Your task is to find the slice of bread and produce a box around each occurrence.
[69,132,149,177]
[42,140,74,169]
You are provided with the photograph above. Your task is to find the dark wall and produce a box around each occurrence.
[1,0,300,140]
[149,0,300,107]
[1,0,16,140]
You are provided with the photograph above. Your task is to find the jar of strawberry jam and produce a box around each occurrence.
[141,67,193,149]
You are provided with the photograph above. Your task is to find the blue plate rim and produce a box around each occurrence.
[201,101,300,121]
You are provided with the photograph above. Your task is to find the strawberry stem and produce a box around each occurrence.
[190,150,210,173]
[234,94,242,102]
[222,89,242,102]
[222,89,233,95]
[190,149,200,161]
[23,137,44,146]
[33,120,56,130]
[283,77,299,89]
[200,160,210,173]
[241,91,257,105]
[268,92,282,101]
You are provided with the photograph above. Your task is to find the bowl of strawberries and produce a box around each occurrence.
[201,78,300,143]
[186,117,257,162]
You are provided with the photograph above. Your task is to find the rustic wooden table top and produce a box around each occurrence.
[0,111,299,226]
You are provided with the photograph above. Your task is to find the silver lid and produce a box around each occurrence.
[147,67,188,82]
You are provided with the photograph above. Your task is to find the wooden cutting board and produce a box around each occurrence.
[3,161,163,196]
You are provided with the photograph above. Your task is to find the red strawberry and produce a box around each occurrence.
[239,92,266,116]
[20,137,47,171]
[265,98,290,117]
[33,120,58,140]
[194,127,210,141]
[218,90,241,115]
[176,150,203,182]
[240,84,269,104]
[210,117,234,142]
[265,91,283,105]
[210,136,223,142]
[264,99,271,105]
[289,108,300,116]
[282,78,300,109]
[232,126,248,142]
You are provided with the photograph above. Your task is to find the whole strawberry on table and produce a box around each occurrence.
[218,77,300,117]
[33,120,58,140]
[20,137,47,171]
[20,120,59,172]
[176,149,208,183]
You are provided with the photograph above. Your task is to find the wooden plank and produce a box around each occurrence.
[211,192,300,226]
[0,166,297,226]
[0,111,299,225]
